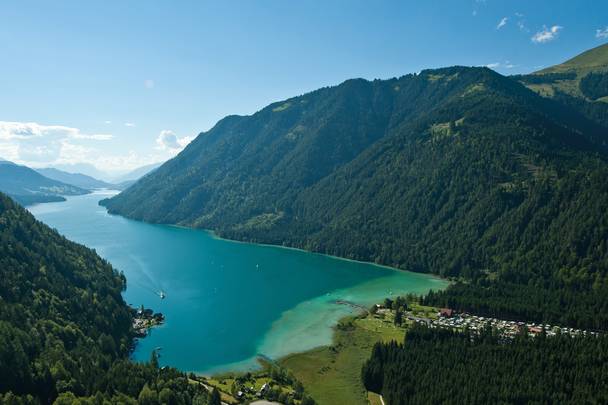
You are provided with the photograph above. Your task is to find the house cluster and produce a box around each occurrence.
[422,309,599,339]
[235,382,271,400]
[132,306,165,337]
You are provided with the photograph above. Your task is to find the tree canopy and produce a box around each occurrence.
[0,193,209,404]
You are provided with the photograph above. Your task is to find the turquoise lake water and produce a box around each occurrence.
[29,190,446,374]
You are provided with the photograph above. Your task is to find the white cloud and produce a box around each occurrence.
[125,122,136,127]
[144,79,155,89]
[532,25,563,43]
[0,121,112,141]
[0,120,180,174]
[597,27,608,39]
[156,130,193,152]
[0,120,120,171]
[0,143,19,161]
[104,120,112,124]
[497,17,508,30]
[485,61,517,70]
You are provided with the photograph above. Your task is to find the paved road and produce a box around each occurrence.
[250,401,282,405]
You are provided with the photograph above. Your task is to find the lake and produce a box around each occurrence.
[29,190,446,374]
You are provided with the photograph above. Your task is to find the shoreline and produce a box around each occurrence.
[157,222,446,285]
[96,189,445,283]
[91,191,449,375]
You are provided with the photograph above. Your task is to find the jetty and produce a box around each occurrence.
[335,299,369,315]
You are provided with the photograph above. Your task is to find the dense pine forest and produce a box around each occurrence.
[0,193,210,404]
[103,44,608,332]
[362,324,608,404]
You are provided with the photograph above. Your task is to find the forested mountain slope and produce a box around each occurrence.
[103,64,608,329]
[0,193,209,404]
[512,43,608,127]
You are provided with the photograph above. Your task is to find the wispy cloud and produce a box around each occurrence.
[104,120,112,124]
[0,121,112,141]
[486,61,517,70]
[155,130,193,152]
[144,79,155,89]
[472,0,486,18]
[0,121,114,169]
[597,27,608,39]
[496,17,508,30]
[517,20,528,32]
[0,120,177,173]
[532,25,563,43]
[125,122,136,127]
[514,13,529,32]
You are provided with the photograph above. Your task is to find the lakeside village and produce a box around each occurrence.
[131,305,165,338]
[373,297,600,340]
[126,295,601,405]
[128,301,316,405]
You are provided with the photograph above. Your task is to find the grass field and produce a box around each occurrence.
[279,314,408,405]
[200,300,437,405]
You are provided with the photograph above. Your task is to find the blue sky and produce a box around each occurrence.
[0,0,606,176]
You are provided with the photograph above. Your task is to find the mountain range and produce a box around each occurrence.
[35,167,140,191]
[109,162,163,184]
[45,162,163,185]
[36,167,115,190]
[2,40,608,404]
[0,159,166,206]
[103,44,608,329]
[0,160,89,205]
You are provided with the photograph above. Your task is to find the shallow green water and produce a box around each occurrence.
[29,191,446,373]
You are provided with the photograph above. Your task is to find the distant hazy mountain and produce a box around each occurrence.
[114,179,136,190]
[51,162,110,181]
[103,46,608,329]
[0,160,89,205]
[38,163,162,191]
[110,162,163,183]
[37,167,114,190]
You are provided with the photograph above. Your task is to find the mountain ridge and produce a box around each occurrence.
[514,43,608,109]
[0,191,211,403]
[103,60,608,329]
[538,42,608,74]
[0,161,90,205]
[37,167,114,190]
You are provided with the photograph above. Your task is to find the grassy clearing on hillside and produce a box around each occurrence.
[201,365,309,404]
